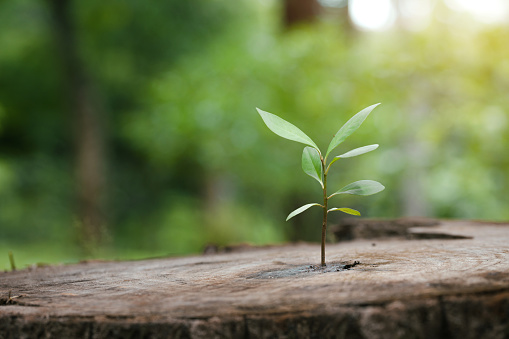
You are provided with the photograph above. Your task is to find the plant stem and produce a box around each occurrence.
[321,159,328,267]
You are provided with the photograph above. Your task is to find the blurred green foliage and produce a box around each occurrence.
[1,0,509,270]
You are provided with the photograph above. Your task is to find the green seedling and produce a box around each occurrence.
[256,104,385,266]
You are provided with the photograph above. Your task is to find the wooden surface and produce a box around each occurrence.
[1,219,509,338]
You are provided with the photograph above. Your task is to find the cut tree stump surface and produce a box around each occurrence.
[1,219,509,338]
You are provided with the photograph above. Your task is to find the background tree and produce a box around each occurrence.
[48,0,106,249]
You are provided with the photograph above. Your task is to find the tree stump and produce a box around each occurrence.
[1,219,509,338]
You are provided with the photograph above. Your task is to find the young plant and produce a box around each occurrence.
[256,104,385,266]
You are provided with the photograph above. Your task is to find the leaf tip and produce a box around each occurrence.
[366,103,381,112]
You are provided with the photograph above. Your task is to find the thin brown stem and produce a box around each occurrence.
[321,158,328,266]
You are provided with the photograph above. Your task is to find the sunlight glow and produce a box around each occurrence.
[399,0,433,31]
[445,0,509,24]
[348,0,396,31]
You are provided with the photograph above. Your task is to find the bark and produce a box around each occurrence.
[283,0,320,27]
[2,219,509,338]
[47,0,106,249]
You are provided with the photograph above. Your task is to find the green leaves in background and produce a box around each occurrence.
[329,180,385,198]
[302,147,323,187]
[256,108,319,151]
[325,103,380,159]
[328,207,361,216]
[286,203,321,221]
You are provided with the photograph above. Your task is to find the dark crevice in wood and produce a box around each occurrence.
[438,296,452,339]
[408,232,472,240]
[243,315,250,339]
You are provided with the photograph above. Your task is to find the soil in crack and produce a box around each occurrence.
[248,261,360,279]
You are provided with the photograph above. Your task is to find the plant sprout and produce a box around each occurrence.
[256,104,385,266]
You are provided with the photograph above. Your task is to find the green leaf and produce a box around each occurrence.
[302,147,323,187]
[336,144,379,158]
[325,103,380,159]
[286,203,321,221]
[329,180,385,198]
[328,207,361,216]
[256,108,319,150]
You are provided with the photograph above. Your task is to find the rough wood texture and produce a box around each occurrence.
[1,219,509,338]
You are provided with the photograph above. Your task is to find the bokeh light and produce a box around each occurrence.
[348,0,396,31]
[444,0,509,24]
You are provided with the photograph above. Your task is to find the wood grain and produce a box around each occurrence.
[1,219,509,338]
